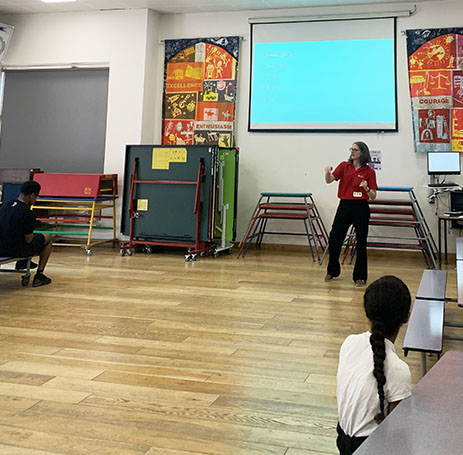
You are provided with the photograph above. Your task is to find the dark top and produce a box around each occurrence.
[0,199,35,255]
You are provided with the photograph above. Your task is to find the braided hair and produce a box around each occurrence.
[363,276,411,424]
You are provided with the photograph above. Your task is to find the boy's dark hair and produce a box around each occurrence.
[363,275,411,424]
[348,141,372,166]
[20,180,41,196]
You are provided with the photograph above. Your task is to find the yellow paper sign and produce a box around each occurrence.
[152,147,187,170]
[137,199,148,211]
[152,148,170,169]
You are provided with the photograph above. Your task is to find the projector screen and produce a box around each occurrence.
[249,17,397,132]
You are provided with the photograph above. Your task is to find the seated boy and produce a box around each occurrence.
[0,180,53,286]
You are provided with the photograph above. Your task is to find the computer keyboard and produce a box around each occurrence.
[428,182,459,187]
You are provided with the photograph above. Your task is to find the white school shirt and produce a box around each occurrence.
[337,331,411,437]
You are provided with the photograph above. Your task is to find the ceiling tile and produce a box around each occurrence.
[0,0,448,16]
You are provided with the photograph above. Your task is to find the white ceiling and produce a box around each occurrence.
[0,0,442,16]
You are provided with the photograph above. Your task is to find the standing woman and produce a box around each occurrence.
[324,142,377,286]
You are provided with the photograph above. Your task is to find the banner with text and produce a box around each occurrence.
[407,28,463,153]
[162,37,239,148]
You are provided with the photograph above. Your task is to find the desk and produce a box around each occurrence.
[354,351,463,455]
[437,214,463,268]
[427,185,462,205]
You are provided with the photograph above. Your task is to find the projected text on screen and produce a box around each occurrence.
[249,18,397,132]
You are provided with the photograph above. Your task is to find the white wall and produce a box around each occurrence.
[158,0,463,249]
[1,1,462,250]
[141,9,161,143]
[0,8,159,184]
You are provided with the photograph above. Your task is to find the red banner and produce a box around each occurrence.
[407,29,463,153]
[162,38,239,146]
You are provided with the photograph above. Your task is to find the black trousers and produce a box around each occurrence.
[327,199,370,282]
[336,423,367,455]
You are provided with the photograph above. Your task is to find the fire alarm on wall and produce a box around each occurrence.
[0,23,14,63]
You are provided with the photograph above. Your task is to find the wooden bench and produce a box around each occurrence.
[0,256,32,286]
[403,269,447,377]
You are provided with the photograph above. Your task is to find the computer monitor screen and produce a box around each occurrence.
[427,152,461,175]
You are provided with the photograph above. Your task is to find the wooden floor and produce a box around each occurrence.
[0,246,462,455]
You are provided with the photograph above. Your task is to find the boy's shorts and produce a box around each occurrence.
[7,233,46,258]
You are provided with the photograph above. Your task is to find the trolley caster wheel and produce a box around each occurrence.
[191,254,197,261]
[214,252,219,258]
[144,246,153,254]
[86,249,93,256]
[199,252,205,257]
[185,254,191,262]
[21,273,30,287]
[120,248,125,257]
[126,249,133,256]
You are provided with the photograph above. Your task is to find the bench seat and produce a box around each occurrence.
[416,269,447,301]
[457,237,463,261]
[457,260,463,308]
[0,256,33,286]
[0,256,24,265]
[403,298,444,377]
[402,269,447,377]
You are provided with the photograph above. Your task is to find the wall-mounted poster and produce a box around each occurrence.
[407,28,463,153]
[370,150,382,171]
[162,37,239,147]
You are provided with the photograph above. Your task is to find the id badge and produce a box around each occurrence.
[353,192,363,198]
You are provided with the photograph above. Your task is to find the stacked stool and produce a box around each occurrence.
[237,192,328,262]
[342,186,438,268]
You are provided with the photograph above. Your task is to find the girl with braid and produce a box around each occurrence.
[336,276,412,455]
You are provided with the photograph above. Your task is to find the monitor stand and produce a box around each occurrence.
[429,175,457,187]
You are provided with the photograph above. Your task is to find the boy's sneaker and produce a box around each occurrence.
[355,279,366,287]
[32,273,52,287]
[15,260,38,271]
[324,274,339,282]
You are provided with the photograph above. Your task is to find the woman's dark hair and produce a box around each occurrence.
[363,275,411,424]
[20,180,41,196]
[348,141,372,166]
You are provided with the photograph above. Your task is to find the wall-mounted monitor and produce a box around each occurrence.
[427,152,461,175]
[249,17,397,132]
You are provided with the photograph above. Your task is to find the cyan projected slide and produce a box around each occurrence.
[251,39,395,125]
